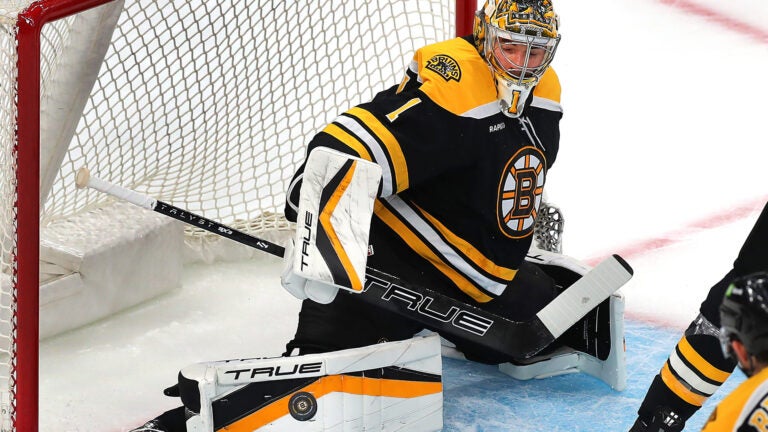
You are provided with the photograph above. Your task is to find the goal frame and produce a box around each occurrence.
[11,0,477,430]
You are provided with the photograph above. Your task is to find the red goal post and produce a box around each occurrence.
[3,0,477,430]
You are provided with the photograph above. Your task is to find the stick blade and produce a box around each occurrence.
[536,255,633,339]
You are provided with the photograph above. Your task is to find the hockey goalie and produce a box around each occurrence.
[129,1,629,431]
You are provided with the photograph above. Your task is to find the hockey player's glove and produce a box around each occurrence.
[280,147,381,304]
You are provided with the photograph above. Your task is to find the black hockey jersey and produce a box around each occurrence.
[701,367,768,431]
[286,36,562,303]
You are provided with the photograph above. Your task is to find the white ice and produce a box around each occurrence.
[40,0,768,431]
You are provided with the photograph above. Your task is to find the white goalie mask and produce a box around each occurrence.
[473,0,561,118]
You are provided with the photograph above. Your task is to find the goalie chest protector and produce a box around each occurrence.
[291,36,563,303]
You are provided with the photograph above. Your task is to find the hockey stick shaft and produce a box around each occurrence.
[75,167,632,359]
[76,167,285,257]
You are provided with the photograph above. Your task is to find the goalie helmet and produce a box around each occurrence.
[719,272,768,375]
[473,0,560,117]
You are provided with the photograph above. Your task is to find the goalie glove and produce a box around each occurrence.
[281,147,382,304]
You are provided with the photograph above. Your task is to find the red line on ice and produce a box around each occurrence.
[586,195,767,328]
[656,0,768,44]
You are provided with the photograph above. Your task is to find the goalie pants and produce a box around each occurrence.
[286,218,562,364]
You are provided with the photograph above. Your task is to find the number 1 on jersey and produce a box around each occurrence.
[386,98,422,122]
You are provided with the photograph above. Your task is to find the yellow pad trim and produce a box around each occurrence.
[319,161,363,291]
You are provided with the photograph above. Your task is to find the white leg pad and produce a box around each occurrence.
[182,335,443,432]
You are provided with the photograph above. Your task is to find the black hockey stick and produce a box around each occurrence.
[75,168,633,360]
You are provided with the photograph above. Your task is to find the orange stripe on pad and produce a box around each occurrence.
[222,375,442,431]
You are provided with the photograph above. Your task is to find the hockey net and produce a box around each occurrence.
[0,0,474,430]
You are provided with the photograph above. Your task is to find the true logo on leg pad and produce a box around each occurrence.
[289,392,317,421]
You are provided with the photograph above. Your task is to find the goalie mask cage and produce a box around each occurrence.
[0,0,477,430]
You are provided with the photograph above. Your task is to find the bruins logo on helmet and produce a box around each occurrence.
[496,146,546,239]
[425,54,461,82]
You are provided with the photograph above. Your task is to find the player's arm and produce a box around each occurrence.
[281,85,473,303]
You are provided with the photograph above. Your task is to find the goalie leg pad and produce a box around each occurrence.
[179,335,443,432]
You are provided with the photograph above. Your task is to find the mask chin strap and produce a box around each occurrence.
[496,76,534,118]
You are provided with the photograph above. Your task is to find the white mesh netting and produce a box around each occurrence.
[0,0,459,429]
[44,1,457,244]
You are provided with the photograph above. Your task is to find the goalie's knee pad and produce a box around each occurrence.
[525,247,589,286]
[175,335,443,432]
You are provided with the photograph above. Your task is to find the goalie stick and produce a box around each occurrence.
[75,167,633,360]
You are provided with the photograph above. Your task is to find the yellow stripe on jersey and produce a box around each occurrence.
[321,123,373,161]
[374,201,494,303]
[660,362,708,407]
[678,336,731,384]
[347,107,409,193]
[415,38,497,117]
[414,204,517,281]
[532,67,561,104]
[396,71,412,94]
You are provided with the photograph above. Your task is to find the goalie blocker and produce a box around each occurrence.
[161,335,443,432]
[282,147,382,304]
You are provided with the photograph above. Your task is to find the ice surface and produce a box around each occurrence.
[40,214,758,431]
[442,321,744,431]
[39,0,768,431]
